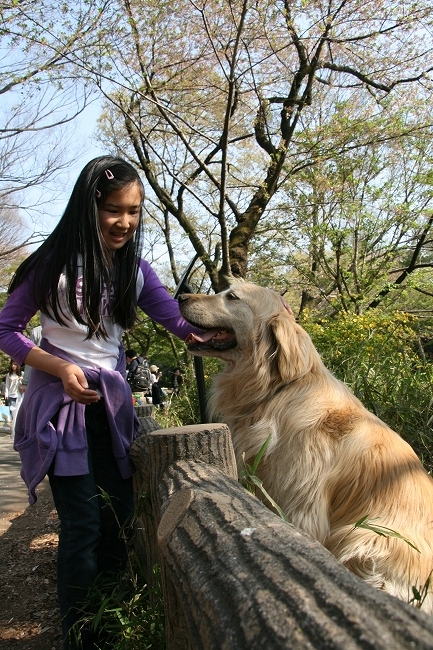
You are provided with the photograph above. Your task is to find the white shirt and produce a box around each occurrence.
[5,373,21,398]
[40,266,145,371]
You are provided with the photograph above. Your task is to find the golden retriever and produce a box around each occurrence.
[180,282,433,611]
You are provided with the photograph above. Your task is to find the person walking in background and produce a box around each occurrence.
[4,360,22,408]
[149,364,164,408]
[5,360,22,440]
[149,364,158,384]
[0,156,202,650]
[126,351,152,396]
[172,367,184,395]
[125,349,139,388]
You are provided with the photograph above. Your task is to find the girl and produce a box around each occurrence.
[4,360,22,408]
[0,156,200,650]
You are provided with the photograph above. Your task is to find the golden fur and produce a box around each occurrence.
[180,282,433,611]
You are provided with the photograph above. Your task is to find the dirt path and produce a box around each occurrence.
[0,433,62,649]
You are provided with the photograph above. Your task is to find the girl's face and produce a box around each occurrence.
[98,182,142,251]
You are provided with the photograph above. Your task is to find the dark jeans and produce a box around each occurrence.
[48,401,134,649]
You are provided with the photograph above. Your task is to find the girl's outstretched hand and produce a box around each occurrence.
[59,363,100,404]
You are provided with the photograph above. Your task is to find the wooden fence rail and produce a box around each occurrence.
[130,422,433,650]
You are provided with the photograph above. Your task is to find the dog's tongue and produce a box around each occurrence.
[185,330,220,345]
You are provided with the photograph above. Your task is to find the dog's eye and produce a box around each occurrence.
[226,291,239,301]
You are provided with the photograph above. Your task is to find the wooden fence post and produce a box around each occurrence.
[130,423,237,649]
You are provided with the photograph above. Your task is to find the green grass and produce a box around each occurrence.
[74,561,165,650]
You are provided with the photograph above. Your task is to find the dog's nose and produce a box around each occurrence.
[177,293,190,303]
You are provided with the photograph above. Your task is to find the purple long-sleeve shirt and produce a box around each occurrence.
[0,258,195,368]
[0,257,197,503]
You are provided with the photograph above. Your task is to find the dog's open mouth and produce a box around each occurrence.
[185,328,237,351]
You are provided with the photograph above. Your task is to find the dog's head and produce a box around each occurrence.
[180,282,319,383]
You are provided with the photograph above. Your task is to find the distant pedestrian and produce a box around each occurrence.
[172,367,184,395]
[125,349,139,387]
[126,352,152,395]
[150,364,164,408]
[4,360,21,408]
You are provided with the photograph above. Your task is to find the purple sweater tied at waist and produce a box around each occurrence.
[15,339,139,505]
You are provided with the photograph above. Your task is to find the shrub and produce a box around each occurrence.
[154,358,223,428]
[301,310,433,472]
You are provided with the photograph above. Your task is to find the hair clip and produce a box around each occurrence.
[95,189,101,198]
[105,169,114,179]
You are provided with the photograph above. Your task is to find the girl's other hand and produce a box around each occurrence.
[59,363,100,404]
[23,346,100,403]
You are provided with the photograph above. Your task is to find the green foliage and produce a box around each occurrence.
[152,357,223,428]
[301,310,433,471]
[155,375,201,428]
[250,110,433,315]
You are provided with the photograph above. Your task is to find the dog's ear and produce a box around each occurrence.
[217,272,243,292]
[279,295,293,316]
[267,311,319,383]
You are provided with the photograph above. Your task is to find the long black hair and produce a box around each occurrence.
[10,156,145,339]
